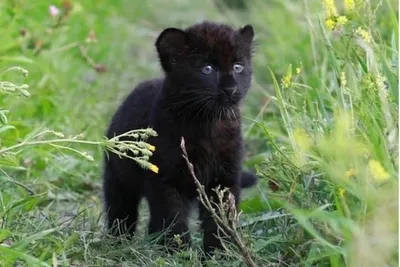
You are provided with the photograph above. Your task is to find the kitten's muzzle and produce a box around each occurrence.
[219,73,237,97]
[222,86,237,96]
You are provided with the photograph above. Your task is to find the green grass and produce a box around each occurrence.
[0,0,398,266]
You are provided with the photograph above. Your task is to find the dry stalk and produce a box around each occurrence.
[180,137,258,267]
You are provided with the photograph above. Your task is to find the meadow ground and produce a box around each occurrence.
[0,0,398,266]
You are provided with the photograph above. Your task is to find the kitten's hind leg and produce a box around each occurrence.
[103,162,142,238]
[146,184,191,252]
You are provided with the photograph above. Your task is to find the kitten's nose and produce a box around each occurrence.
[222,86,237,96]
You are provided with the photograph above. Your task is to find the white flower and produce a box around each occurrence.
[49,5,60,17]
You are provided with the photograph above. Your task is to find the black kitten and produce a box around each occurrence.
[103,21,257,254]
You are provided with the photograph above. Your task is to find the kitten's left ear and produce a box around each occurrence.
[155,28,187,71]
[239,24,254,44]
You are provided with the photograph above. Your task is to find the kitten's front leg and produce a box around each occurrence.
[147,182,191,252]
[199,181,241,255]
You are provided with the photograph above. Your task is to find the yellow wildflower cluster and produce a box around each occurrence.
[281,63,302,88]
[344,0,355,12]
[325,15,348,30]
[336,16,348,26]
[368,159,390,182]
[323,0,353,30]
[281,64,293,88]
[355,27,372,43]
[324,0,338,17]
[325,18,336,30]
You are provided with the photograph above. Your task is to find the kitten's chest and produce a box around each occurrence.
[188,119,242,161]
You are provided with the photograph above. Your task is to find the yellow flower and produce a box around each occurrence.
[149,164,159,174]
[325,18,336,30]
[296,67,301,75]
[148,145,156,151]
[344,0,355,12]
[368,160,390,182]
[323,0,338,17]
[338,188,346,197]
[345,168,356,178]
[355,27,372,43]
[336,16,348,26]
[281,64,293,88]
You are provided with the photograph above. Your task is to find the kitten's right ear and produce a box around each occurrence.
[239,24,254,45]
[155,28,187,71]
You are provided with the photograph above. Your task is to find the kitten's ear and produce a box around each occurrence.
[155,28,187,71]
[239,24,254,44]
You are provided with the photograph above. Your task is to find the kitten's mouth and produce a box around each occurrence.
[220,94,240,106]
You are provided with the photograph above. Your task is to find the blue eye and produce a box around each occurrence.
[233,64,244,73]
[201,65,213,74]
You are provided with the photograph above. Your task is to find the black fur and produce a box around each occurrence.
[103,21,257,254]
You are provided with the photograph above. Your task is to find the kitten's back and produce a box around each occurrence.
[106,78,163,138]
